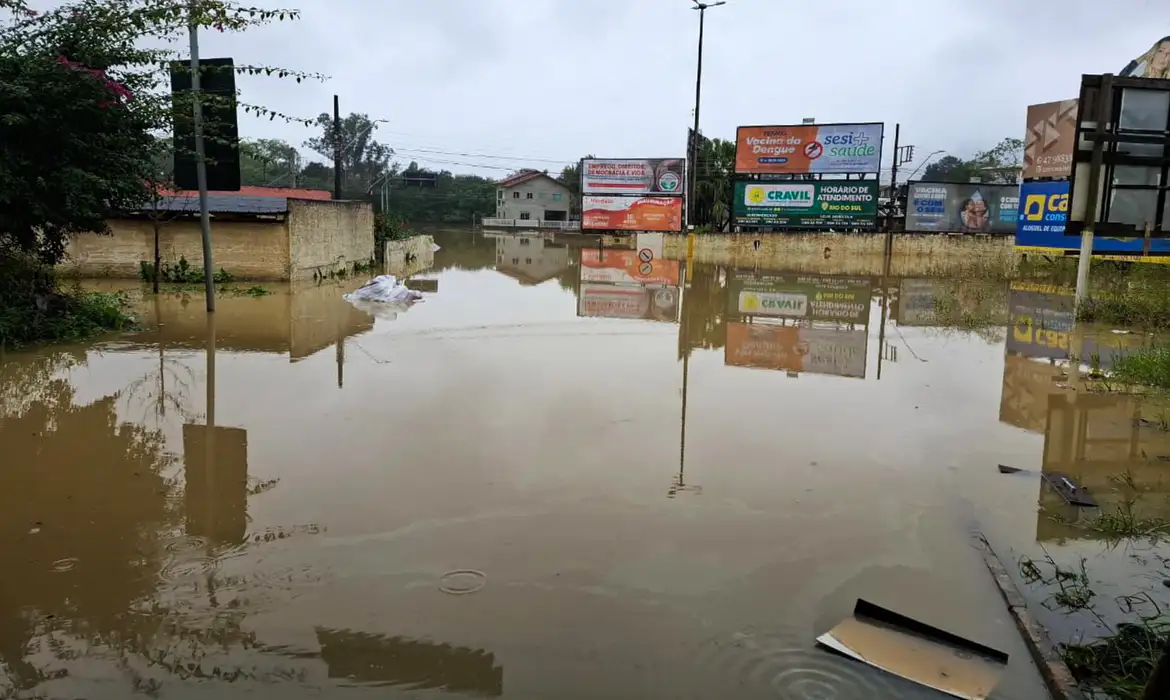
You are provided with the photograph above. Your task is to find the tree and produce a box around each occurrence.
[919,138,1024,184]
[693,138,735,231]
[304,112,393,193]
[240,138,300,187]
[557,155,593,215]
[0,0,322,267]
[921,155,974,183]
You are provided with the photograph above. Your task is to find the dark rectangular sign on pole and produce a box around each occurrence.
[170,57,240,192]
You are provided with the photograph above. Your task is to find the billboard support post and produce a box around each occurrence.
[1075,73,1113,308]
[687,2,725,227]
[886,123,900,251]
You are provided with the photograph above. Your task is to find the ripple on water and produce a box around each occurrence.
[161,534,209,555]
[690,630,911,699]
[158,557,217,583]
[50,557,78,572]
[439,569,486,595]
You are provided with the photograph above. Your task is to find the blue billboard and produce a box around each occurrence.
[1016,180,1170,257]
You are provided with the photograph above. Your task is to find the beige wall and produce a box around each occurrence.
[498,176,572,220]
[62,218,290,281]
[662,233,1017,278]
[287,199,374,281]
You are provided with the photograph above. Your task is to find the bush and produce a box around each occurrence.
[138,256,234,284]
[374,213,413,243]
[0,253,134,349]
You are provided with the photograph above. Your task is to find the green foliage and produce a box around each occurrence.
[1111,347,1170,390]
[692,138,736,230]
[374,212,412,242]
[0,0,323,265]
[138,256,234,284]
[920,137,1023,183]
[0,253,133,349]
[304,112,392,192]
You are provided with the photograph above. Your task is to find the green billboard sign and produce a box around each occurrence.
[732,181,879,228]
[726,271,873,324]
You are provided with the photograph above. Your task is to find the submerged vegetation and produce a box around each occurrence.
[0,254,133,349]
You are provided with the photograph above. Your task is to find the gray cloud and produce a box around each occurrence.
[24,0,1170,178]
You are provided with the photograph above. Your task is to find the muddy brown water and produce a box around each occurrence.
[3,229,1168,699]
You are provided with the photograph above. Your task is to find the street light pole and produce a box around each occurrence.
[187,0,215,312]
[688,1,725,229]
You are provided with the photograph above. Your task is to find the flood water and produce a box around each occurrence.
[3,229,1169,699]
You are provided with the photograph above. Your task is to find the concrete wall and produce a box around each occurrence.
[383,234,435,274]
[498,176,572,220]
[287,199,375,281]
[662,233,1018,278]
[62,218,290,281]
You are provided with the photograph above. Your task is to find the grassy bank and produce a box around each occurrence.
[0,255,134,349]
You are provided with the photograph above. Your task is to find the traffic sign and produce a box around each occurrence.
[638,261,654,276]
[638,248,654,263]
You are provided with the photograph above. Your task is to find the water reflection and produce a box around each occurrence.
[314,628,503,695]
[2,230,1074,698]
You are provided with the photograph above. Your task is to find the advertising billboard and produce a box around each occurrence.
[895,278,942,326]
[735,123,884,175]
[727,271,871,324]
[582,159,686,196]
[580,249,681,286]
[1015,180,1170,258]
[724,323,867,378]
[732,181,879,228]
[1023,100,1078,180]
[577,283,680,323]
[582,196,684,232]
[904,182,1020,234]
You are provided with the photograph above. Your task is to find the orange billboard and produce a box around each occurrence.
[582,196,683,232]
[581,249,681,286]
[724,323,867,377]
[1022,100,1078,180]
[735,123,883,175]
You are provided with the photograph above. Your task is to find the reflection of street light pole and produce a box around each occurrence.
[687,0,726,228]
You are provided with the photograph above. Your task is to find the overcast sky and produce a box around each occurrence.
[31,0,1170,178]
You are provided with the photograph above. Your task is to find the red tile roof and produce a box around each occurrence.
[498,170,547,188]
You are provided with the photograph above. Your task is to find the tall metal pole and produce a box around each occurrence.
[688,7,705,228]
[885,123,900,254]
[333,94,343,200]
[188,1,215,312]
[1075,73,1113,308]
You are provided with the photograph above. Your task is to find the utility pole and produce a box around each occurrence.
[333,94,342,200]
[687,1,726,229]
[1075,73,1113,308]
[187,0,215,312]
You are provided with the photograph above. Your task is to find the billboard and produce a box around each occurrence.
[724,323,867,378]
[732,181,879,228]
[580,249,681,286]
[727,271,872,324]
[582,196,684,232]
[1015,180,1170,258]
[904,182,1019,234]
[1005,283,1147,365]
[1023,100,1077,180]
[582,159,686,196]
[735,123,884,175]
[896,278,942,326]
[1120,36,1170,79]
[577,283,680,323]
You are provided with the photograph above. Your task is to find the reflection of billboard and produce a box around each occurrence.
[1023,100,1077,180]
[735,123,884,174]
[727,271,871,324]
[582,159,686,195]
[896,278,942,326]
[905,182,1019,234]
[1016,180,1170,258]
[183,425,248,547]
[1006,283,1145,366]
[732,181,879,229]
[582,196,683,232]
[580,249,680,286]
[724,323,867,378]
[577,283,680,323]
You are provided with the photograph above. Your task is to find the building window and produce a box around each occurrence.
[526,258,532,264]
[526,192,534,199]
[512,191,520,199]
[497,189,504,201]
[519,238,531,246]
[552,192,563,201]
[513,257,519,265]
[520,212,531,220]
